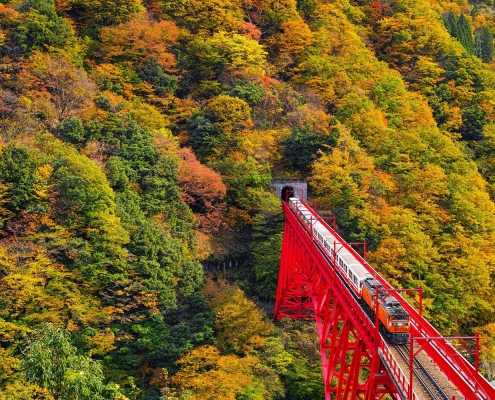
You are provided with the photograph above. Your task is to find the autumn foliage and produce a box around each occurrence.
[1,0,495,396]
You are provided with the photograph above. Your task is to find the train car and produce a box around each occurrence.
[362,278,409,343]
[287,196,410,343]
[290,197,373,296]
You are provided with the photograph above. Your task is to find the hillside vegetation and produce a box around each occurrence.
[1,0,495,398]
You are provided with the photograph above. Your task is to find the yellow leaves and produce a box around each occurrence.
[86,211,129,245]
[238,129,285,165]
[368,238,410,287]
[287,106,332,136]
[172,345,259,400]
[203,32,268,77]
[34,164,53,182]
[129,99,170,131]
[310,126,374,208]
[173,0,245,35]
[202,278,270,355]
[0,347,19,377]
[416,56,445,87]
[0,181,14,222]
[86,328,116,355]
[33,164,54,205]
[476,323,495,380]
[0,242,108,328]
[206,95,253,136]
[0,381,54,400]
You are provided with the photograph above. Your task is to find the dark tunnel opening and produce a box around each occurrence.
[281,186,296,202]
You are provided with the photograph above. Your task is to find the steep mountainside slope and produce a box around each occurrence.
[1,0,495,398]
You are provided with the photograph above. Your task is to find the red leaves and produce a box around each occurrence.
[178,148,227,233]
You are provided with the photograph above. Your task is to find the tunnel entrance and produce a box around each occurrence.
[269,180,307,201]
[281,186,295,202]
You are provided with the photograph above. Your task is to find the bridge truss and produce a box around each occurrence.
[274,198,495,400]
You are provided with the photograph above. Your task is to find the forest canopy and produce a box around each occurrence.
[1,0,495,397]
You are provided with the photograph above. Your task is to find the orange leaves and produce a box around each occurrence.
[178,148,226,215]
[370,1,385,21]
[99,14,179,72]
[177,147,229,258]
[239,21,262,41]
[0,3,17,22]
[279,19,313,56]
[20,52,97,127]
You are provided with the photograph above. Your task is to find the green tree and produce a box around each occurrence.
[59,118,86,144]
[250,193,284,300]
[137,59,178,96]
[22,325,110,400]
[443,12,474,55]
[212,157,271,210]
[0,144,37,212]
[461,103,487,141]
[14,0,73,53]
[457,14,475,55]
[66,0,143,35]
[187,115,221,161]
[443,12,460,39]
[283,127,339,173]
[475,27,495,63]
[229,82,265,107]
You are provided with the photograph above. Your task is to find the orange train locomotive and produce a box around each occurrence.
[361,278,410,343]
[288,196,410,344]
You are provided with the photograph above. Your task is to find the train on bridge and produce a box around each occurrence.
[288,195,410,343]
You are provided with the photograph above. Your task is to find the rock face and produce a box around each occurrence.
[270,180,308,201]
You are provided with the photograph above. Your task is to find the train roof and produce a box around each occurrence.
[316,225,372,280]
[290,199,373,281]
[363,278,382,290]
[363,278,408,316]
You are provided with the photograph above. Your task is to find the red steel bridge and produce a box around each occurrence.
[273,194,495,400]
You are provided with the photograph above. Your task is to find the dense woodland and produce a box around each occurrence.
[1,0,495,397]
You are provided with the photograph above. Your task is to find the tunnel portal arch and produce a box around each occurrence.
[269,180,307,202]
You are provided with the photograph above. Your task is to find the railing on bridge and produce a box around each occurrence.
[274,196,495,400]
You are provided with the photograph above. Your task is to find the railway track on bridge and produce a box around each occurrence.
[392,343,452,400]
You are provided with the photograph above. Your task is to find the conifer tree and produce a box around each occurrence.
[475,27,495,63]
[458,14,475,55]
[443,12,475,55]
